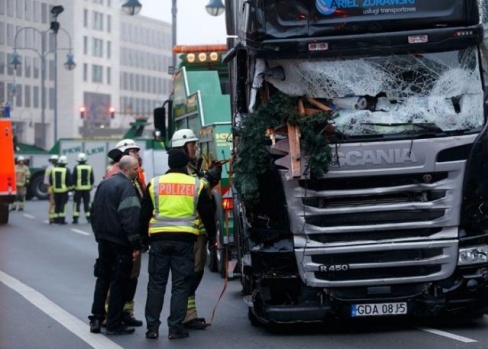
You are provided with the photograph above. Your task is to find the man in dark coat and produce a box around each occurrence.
[88,155,142,336]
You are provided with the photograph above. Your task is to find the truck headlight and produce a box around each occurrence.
[458,245,488,266]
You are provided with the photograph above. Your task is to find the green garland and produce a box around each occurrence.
[234,92,333,206]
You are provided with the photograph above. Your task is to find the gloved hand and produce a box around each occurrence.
[207,236,217,251]
[140,237,149,253]
[204,164,222,188]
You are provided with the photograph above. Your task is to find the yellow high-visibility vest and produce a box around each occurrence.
[51,167,69,193]
[148,173,204,236]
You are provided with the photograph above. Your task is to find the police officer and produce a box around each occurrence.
[50,155,72,225]
[170,129,222,329]
[72,153,94,224]
[10,155,30,211]
[140,149,217,340]
[44,155,59,223]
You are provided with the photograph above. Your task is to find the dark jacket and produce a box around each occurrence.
[139,168,217,244]
[90,172,141,249]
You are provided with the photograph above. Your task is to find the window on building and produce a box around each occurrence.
[48,59,54,81]
[15,0,22,19]
[92,38,103,57]
[33,0,39,22]
[25,56,31,78]
[33,57,39,79]
[83,9,88,28]
[6,22,13,46]
[83,63,88,82]
[107,41,111,59]
[0,24,4,47]
[24,0,31,20]
[49,87,54,109]
[83,36,88,55]
[24,85,30,107]
[33,86,39,108]
[107,67,111,85]
[107,15,111,33]
[92,64,103,83]
[6,0,13,16]
[12,83,21,107]
[0,0,5,15]
[0,53,5,75]
[92,11,103,31]
[41,2,47,23]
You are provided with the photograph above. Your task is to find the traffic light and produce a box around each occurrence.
[80,106,86,119]
[109,106,115,119]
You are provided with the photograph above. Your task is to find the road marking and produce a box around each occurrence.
[419,327,477,343]
[71,228,91,236]
[0,270,123,349]
[23,214,35,219]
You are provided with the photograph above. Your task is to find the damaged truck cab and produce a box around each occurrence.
[226,0,488,325]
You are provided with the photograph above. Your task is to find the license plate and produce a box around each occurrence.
[351,302,407,317]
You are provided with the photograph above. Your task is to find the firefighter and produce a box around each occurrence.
[50,155,72,225]
[10,155,30,211]
[72,152,94,224]
[44,155,59,223]
[104,139,145,327]
[170,129,222,329]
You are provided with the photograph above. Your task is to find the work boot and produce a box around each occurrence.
[122,310,143,327]
[18,207,24,211]
[168,327,189,340]
[89,316,102,334]
[86,217,91,223]
[72,217,78,224]
[10,206,16,211]
[106,326,135,336]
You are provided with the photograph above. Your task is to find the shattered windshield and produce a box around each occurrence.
[264,47,484,137]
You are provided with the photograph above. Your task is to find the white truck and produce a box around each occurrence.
[17,120,168,199]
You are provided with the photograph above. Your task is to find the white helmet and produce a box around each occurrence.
[58,155,68,165]
[49,154,59,162]
[17,155,25,162]
[171,129,199,148]
[77,152,87,162]
[115,139,140,153]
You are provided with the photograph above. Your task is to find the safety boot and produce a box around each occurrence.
[122,310,143,327]
[72,217,78,224]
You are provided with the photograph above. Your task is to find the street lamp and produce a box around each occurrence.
[123,0,225,73]
[122,0,142,16]
[9,19,75,149]
[205,0,225,17]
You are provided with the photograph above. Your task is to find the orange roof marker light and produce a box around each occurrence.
[173,44,227,54]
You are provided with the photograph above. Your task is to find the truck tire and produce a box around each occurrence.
[29,173,48,200]
[0,203,9,224]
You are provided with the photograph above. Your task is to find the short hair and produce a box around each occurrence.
[119,155,137,171]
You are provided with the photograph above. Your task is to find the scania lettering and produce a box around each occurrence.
[225,0,488,326]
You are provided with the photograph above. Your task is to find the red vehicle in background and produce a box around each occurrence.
[0,109,16,224]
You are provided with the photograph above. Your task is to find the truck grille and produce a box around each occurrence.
[279,137,473,287]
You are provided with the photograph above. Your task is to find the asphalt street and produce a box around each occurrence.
[1,200,488,349]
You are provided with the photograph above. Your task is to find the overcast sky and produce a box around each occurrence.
[138,0,227,45]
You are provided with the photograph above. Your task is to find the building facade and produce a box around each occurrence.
[0,0,172,149]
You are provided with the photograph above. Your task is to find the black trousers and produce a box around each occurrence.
[53,191,69,220]
[91,240,133,331]
[145,240,194,332]
[73,190,91,219]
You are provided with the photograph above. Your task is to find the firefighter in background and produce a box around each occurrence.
[44,155,59,224]
[170,129,222,330]
[10,155,30,211]
[50,155,72,225]
[72,152,94,224]
[104,139,146,326]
